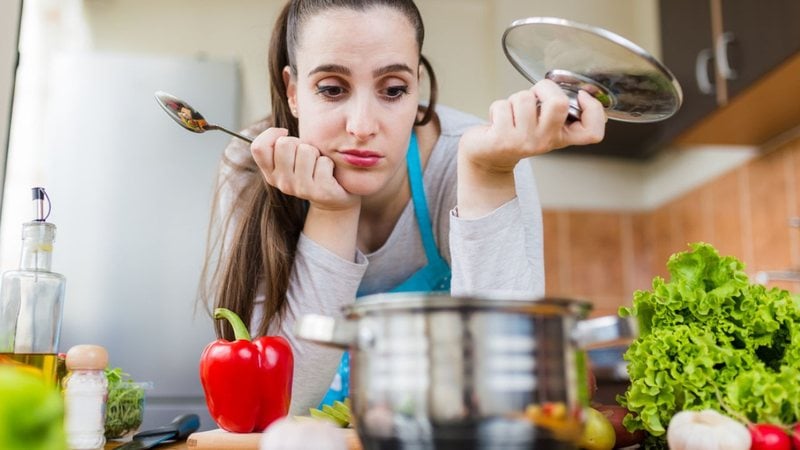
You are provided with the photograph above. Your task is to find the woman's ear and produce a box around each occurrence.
[283,66,298,117]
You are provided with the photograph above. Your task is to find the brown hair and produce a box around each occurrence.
[201,0,439,340]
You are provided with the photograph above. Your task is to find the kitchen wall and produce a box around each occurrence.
[543,133,800,316]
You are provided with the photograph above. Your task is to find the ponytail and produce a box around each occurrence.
[416,55,437,126]
[205,1,307,340]
[269,2,299,136]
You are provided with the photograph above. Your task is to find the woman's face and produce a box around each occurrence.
[284,6,420,197]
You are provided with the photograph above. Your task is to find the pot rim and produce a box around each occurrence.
[344,291,592,318]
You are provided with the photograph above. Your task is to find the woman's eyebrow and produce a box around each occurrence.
[373,63,414,77]
[308,64,350,77]
[307,63,414,78]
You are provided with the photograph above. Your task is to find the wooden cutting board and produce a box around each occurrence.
[186,428,361,449]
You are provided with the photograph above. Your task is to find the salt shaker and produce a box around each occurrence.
[64,344,108,450]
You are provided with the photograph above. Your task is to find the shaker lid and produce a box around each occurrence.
[66,345,109,370]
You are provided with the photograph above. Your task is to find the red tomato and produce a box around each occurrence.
[750,424,791,450]
[792,423,800,449]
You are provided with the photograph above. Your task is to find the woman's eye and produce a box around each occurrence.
[316,85,346,99]
[384,85,409,100]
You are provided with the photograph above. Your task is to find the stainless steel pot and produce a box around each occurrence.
[295,292,636,450]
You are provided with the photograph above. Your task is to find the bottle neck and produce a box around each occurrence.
[20,222,56,272]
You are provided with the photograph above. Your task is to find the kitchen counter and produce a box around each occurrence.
[105,441,186,449]
[104,427,361,449]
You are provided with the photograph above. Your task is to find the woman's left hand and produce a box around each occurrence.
[459,79,607,173]
[455,80,606,218]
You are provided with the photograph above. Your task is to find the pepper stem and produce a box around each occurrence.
[214,308,251,341]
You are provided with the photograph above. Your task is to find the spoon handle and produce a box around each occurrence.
[210,125,253,144]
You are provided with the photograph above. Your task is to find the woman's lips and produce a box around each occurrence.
[339,149,382,168]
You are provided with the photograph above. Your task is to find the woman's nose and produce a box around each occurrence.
[345,96,379,140]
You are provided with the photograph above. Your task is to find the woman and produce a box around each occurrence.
[202,0,606,415]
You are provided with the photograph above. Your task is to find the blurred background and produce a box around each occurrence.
[0,0,798,430]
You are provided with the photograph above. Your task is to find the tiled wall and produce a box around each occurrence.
[542,135,800,316]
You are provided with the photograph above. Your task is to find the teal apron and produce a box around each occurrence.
[318,132,451,407]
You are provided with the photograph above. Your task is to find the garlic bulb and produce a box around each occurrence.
[667,409,751,450]
[259,417,347,450]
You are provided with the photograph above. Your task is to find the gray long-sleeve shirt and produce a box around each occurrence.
[219,105,544,415]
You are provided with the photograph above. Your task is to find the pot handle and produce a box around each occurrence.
[294,314,359,349]
[575,315,638,349]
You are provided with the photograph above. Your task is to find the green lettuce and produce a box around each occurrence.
[618,242,800,448]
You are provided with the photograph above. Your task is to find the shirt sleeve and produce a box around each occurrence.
[449,158,545,297]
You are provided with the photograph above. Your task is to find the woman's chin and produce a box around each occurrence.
[337,174,386,197]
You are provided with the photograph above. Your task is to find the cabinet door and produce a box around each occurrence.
[658,0,718,141]
[719,0,800,97]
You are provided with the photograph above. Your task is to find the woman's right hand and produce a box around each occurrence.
[251,128,360,211]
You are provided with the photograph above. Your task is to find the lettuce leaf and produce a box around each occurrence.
[618,242,800,447]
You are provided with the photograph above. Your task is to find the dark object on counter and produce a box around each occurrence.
[113,414,199,450]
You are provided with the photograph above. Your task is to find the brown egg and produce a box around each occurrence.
[65,344,108,370]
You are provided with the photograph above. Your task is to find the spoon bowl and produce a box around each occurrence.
[154,91,253,143]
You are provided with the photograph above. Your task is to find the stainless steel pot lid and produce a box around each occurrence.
[502,17,683,123]
[344,292,592,317]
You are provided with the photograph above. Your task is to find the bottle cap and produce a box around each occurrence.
[66,344,108,370]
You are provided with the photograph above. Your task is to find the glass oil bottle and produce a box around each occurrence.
[0,187,66,386]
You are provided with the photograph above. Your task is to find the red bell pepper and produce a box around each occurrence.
[199,307,293,433]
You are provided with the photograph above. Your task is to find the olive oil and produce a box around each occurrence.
[0,188,66,385]
[0,352,58,386]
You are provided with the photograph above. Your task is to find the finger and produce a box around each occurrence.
[250,127,289,173]
[488,99,513,130]
[273,135,301,176]
[313,155,338,189]
[314,156,342,193]
[533,79,570,132]
[508,90,537,130]
[568,90,607,145]
[294,143,320,186]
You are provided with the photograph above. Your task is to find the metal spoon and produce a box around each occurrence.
[154,91,253,143]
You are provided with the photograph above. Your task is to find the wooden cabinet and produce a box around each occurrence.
[657,0,800,145]
[718,0,800,97]
[566,0,800,159]
[657,0,717,143]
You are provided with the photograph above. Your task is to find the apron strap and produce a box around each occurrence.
[406,132,447,267]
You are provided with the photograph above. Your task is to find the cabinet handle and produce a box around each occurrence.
[695,48,714,95]
[715,31,738,80]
